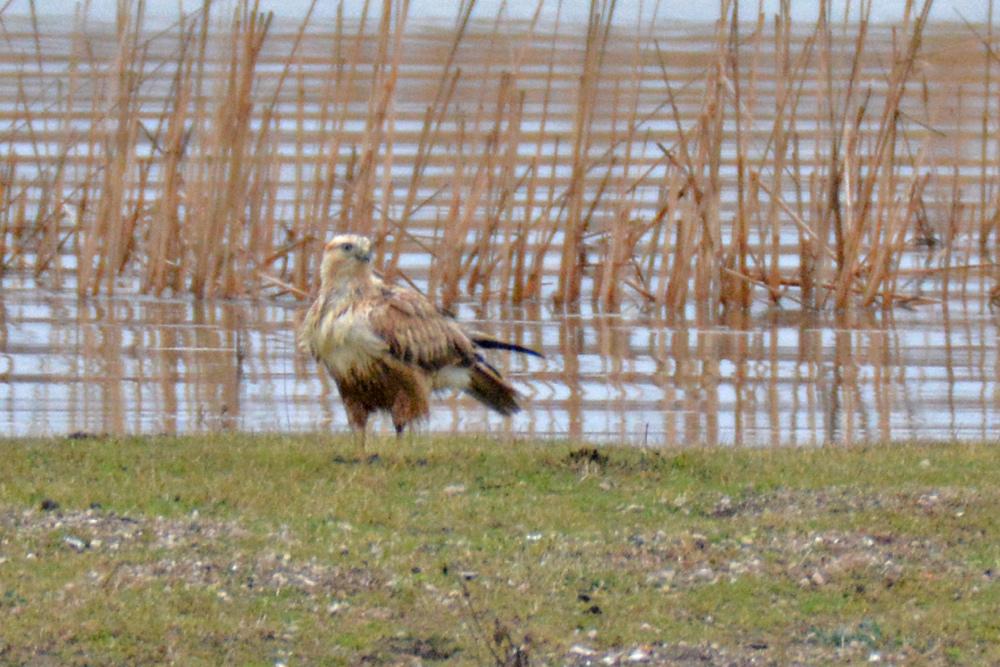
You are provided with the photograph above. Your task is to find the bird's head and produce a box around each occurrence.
[320,234,374,290]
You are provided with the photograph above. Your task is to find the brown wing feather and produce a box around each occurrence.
[365,286,477,371]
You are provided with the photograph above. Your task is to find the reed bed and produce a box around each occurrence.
[0,0,996,314]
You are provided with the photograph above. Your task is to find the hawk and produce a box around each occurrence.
[299,234,540,447]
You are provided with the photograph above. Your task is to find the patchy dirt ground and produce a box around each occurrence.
[2,481,994,666]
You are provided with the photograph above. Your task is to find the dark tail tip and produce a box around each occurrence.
[469,334,544,359]
[467,364,522,416]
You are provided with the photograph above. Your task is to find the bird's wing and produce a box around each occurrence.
[365,286,476,371]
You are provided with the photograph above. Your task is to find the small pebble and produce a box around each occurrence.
[647,568,675,585]
[63,536,87,552]
[628,647,651,662]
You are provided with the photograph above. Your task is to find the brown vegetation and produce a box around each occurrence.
[0,0,995,313]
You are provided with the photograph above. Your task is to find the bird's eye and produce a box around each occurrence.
[342,243,354,252]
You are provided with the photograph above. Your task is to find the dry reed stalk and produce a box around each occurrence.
[0,159,9,268]
[886,171,931,300]
[719,0,754,312]
[943,142,966,303]
[30,6,86,286]
[80,1,147,297]
[9,186,27,270]
[295,4,371,295]
[978,0,996,254]
[554,0,614,308]
[341,0,406,252]
[494,2,547,305]
[294,12,337,294]
[242,0,317,296]
[440,131,491,310]
[506,151,536,304]
[382,65,460,280]
[2,1,997,313]
[594,17,658,312]
[463,17,525,306]
[668,170,699,311]
[762,5,793,305]
[292,63,306,250]
[688,4,729,311]
[374,0,412,258]
[832,91,865,311]
[650,45,703,312]
[522,140,563,303]
[520,3,565,304]
[989,0,1000,299]
[809,4,836,310]
[434,19,518,306]
[458,28,528,306]
[640,178,667,301]
[430,114,465,305]
[144,21,196,295]
[595,163,624,310]
[827,4,873,311]
[186,0,272,298]
[653,165,682,308]
[385,0,473,283]
[474,73,525,307]
[779,22,818,308]
[593,74,624,311]
[854,3,932,308]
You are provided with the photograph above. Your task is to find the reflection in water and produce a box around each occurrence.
[0,284,996,445]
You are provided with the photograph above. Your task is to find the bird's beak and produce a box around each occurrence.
[359,249,373,263]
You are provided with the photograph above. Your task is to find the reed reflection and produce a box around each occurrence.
[0,289,996,445]
[547,305,999,446]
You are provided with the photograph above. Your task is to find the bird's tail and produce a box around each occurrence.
[468,332,544,359]
[467,362,522,416]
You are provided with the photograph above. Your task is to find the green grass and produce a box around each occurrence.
[1,434,1000,665]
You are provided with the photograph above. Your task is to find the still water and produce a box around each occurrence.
[1,279,997,446]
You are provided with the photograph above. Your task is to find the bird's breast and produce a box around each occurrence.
[313,305,385,377]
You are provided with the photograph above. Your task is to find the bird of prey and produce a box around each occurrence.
[298,234,540,448]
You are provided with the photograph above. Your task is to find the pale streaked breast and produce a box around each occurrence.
[313,305,388,378]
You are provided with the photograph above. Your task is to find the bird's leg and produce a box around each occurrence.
[354,426,367,455]
[344,401,370,458]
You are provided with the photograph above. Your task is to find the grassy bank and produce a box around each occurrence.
[1,434,999,665]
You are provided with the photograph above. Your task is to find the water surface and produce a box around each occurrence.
[2,280,996,446]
